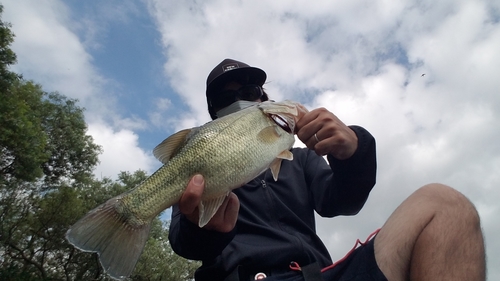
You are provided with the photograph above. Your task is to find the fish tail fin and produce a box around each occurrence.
[66,196,151,280]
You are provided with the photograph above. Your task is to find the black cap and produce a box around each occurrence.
[206,59,266,96]
[206,59,267,119]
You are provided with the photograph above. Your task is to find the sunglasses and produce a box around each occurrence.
[209,84,264,110]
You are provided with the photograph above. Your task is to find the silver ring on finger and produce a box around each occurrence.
[314,133,320,143]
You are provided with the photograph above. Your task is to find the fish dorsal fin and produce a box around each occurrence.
[270,150,293,181]
[198,193,229,227]
[257,126,280,144]
[153,129,192,164]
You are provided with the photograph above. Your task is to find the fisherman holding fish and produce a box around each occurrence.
[67,59,485,281]
[169,59,486,281]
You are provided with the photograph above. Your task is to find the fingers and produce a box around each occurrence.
[179,174,204,216]
[205,193,240,233]
[180,174,240,232]
[296,108,358,159]
[295,108,335,149]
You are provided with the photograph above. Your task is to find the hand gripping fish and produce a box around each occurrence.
[66,100,308,280]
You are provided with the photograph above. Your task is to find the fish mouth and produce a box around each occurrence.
[259,100,308,134]
[269,114,294,134]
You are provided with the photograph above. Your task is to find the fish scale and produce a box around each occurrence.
[66,100,303,280]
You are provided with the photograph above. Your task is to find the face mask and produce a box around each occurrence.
[216,100,259,118]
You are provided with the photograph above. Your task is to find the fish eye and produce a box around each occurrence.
[270,114,292,134]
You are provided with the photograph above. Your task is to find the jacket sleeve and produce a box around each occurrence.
[309,125,377,216]
[168,204,236,260]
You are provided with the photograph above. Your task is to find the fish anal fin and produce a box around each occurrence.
[153,129,192,164]
[198,193,229,227]
[66,196,151,280]
[257,126,280,144]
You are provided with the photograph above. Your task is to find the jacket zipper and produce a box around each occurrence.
[261,178,306,256]
[261,178,283,229]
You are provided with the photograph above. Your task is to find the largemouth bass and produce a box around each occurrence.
[66,100,306,280]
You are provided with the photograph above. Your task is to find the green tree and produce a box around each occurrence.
[0,5,43,184]
[1,170,200,280]
[0,5,100,186]
[1,81,101,185]
[0,80,46,182]
[0,4,20,91]
[39,92,101,186]
[133,219,200,281]
[0,6,199,280]
[0,80,103,280]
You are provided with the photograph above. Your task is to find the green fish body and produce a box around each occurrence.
[66,100,301,280]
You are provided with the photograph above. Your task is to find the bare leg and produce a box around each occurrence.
[374,183,485,281]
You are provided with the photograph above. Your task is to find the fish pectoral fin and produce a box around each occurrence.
[257,126,280,143]
[277,150,293,160]
[269,150,293,181]
[269,158,283,181]
[153,128,192,164]
[198,193,229,228]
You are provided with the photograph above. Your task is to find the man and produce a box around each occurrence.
[169,59,486,281]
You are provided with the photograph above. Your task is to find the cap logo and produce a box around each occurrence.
[222,63,239,72]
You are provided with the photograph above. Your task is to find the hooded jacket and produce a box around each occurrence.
[169,125,377,281]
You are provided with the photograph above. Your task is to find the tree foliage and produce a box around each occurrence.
[0,4,20,91]
[0,80,48,183]
[0,80,100,186]
[1,171,199,281]
[0,5,100,186]
[0,6,200,280]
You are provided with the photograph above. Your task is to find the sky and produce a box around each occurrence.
[2,0,500,279]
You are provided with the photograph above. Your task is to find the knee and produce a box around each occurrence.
[416,183,481,225]
[417,183,468,204]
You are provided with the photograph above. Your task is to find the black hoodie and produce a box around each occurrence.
[169,125,377,281]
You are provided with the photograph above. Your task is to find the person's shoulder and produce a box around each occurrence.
[290,146,309,154]
[290,147,319,161]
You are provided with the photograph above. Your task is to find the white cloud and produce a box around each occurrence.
[3,0,499,278]
[149,97,172,128]
[87,123,156,179]
[2,0,156,178]
[3,0,103,102]
[147,0,500,278]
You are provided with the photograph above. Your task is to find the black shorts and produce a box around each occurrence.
[263,231,387,281]
[321,233,387,281]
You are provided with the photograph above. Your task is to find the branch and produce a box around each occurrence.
[7,241,47,279]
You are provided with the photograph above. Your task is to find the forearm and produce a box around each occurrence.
[315,125,377,216]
